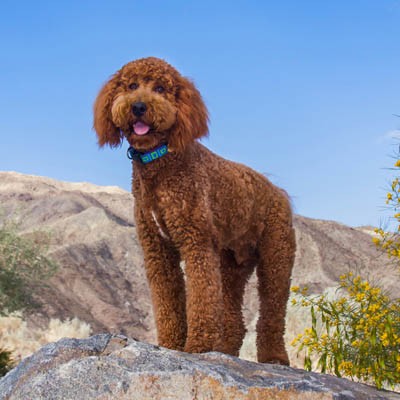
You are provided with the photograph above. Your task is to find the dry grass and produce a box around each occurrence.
[240,286,340,368]
[0,313,92,363]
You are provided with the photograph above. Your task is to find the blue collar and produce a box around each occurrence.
[127,144,168,164]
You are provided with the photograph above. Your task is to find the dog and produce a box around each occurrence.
[93,57,295,365]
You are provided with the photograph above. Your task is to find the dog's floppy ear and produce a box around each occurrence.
[93,71,123,148]
[168,76,209,153]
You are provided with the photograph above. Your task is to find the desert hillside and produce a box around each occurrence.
[0,171,397,365]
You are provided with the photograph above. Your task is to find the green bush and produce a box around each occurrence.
[291,146,400,390]
[0,347,14,376]
[291,275,400,389]
[0,215,58,316]
[0,212,59,375]
[373,148,400,265]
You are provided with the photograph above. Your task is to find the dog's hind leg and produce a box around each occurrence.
[219,249,253,357]
[256,209,295,365]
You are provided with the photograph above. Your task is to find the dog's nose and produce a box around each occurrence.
[132,102,147,117]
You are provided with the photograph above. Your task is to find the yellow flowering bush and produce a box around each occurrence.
[373,156,400,264]
[291,275,400,389]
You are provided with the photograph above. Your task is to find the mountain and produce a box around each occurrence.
[0,171,396,366]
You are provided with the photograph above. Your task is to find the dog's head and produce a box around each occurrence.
[93,57,209,153]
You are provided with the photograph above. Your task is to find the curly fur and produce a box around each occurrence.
[93,57,296,365]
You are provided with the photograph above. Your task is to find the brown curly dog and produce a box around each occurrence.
[93,57,295,365]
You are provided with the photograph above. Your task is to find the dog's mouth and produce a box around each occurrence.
[130,121,152,136]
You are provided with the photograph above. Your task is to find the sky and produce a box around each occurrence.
[0,0,400,228]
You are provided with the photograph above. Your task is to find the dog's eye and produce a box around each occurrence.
[129,83,139,90]
[154,86,165,94]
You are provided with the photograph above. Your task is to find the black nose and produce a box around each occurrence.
[132,101,147,117]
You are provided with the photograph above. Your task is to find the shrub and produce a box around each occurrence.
[0,214,58,316]
[291,275,400,389]
[0,347,14,376]
[0,212,59,375]
[373,151,400,266]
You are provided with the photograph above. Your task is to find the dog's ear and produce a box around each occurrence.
[93,71,123,148]
[168,76,209,153]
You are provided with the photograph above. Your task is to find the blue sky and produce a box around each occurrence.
[1,0,399,227]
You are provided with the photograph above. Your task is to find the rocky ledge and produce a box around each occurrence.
[0,334,398,399]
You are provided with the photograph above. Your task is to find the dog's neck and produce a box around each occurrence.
[132,142,196,188]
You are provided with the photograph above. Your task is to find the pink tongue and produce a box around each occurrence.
[134,121,150,135]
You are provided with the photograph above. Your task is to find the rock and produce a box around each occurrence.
[0,334,398,400]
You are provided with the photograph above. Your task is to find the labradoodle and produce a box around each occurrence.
[93,57,295,365]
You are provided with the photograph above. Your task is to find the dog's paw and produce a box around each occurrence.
[265,357,290,366]
[258,354,290,366]
[184,338,216,354]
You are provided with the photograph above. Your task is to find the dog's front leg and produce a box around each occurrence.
[181,241,224,354]
[135,207,187,351]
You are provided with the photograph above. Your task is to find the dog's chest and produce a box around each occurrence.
[133,176,175,241]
